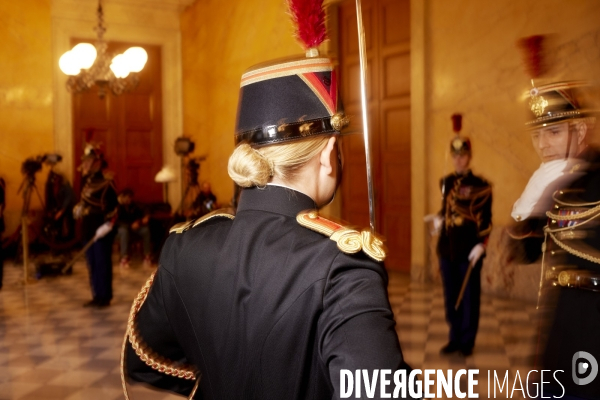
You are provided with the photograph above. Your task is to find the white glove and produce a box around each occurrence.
[511,159,568,221]
[424,214,443,235]
[468,243,485,264]
[94,222,114,241]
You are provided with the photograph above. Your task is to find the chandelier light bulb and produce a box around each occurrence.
[71,43,97,69]
[60,2,146,96]
[110,54,131,79]
[123,47,148,73]
[59,51,81,76]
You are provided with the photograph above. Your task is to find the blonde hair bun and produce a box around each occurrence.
[228,136,332,188]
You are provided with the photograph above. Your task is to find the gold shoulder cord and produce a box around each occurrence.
[121,211,236,399]
[546,205,600,222]
[169,208,236,234]
[448,184,492,227]
[545,229,600,265]
[544,201,600,265]
[296,210,386,262]
[552,189,600,207]
[121,271,200,400]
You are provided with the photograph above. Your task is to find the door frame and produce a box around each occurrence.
[51,0,191,209]
[327,0,427,279]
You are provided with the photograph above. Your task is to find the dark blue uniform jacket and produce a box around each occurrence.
[126,185,411,399]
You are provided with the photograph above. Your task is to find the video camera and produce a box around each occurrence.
[174,137,195,157]
[21,153,63,179]
[174,137,207,185]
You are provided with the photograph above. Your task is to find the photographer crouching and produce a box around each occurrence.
[73,144,118,308]
[116,188,152,269]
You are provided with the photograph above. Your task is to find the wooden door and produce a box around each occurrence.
[72,41,163,203]
[337,0,411,272]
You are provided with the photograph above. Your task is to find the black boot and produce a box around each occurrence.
[440,342,460,354]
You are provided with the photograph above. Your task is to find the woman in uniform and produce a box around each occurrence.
[124,53,413,399]
[124,0,414,396]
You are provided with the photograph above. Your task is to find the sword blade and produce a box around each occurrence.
[355,0,376,233]
[61,238,95,274]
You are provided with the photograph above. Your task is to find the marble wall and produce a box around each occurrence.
[180,0,309,207]
[416,0,600,296]
[0,0,54,234]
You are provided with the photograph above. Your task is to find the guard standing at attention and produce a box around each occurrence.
[437,133,492,357]
[74,144,118,308]
[122,0,414,398]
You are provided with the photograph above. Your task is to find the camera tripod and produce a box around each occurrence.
[16,173,44,284]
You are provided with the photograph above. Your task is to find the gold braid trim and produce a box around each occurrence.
[552,189,600,207]
[545,229,600,265]
[444,179,492,232]
[81,179,114,208]
[121,271,200,400]
[546,204,600,221]
[192,208,235,228]
[170,208,235,234]
[297,210,387,262]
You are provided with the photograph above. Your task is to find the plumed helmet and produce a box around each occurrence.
[81,143,107,169]
[525,81,594,128]
[450,136,471,156]
[234,56,347,147]
[233,0,348,147]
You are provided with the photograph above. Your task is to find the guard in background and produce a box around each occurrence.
[74,145,118,308]
[437,137,492,356]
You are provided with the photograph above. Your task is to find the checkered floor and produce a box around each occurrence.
[0,258,539,399]
[391,275,540,399]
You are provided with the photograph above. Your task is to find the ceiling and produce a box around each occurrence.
[52,0,198,14]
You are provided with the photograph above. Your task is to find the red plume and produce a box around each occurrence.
[85,128,95,142]
[288,0,327,50]
[451,114,462,133]
[518,35,545,79]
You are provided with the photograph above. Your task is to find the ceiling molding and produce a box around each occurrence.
[103,0,197,12]
[52,0,189,32]
[52,0,198,18]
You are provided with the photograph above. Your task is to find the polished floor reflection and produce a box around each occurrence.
[0,260,537,399]
[392,274,538,399]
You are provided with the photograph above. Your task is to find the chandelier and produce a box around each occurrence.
[59,1,148,98]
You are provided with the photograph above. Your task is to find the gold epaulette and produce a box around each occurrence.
[169,208,235,234]
[296,210,386,262]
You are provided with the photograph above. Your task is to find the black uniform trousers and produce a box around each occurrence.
[85,232,115,303]
[439,256,482,350]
